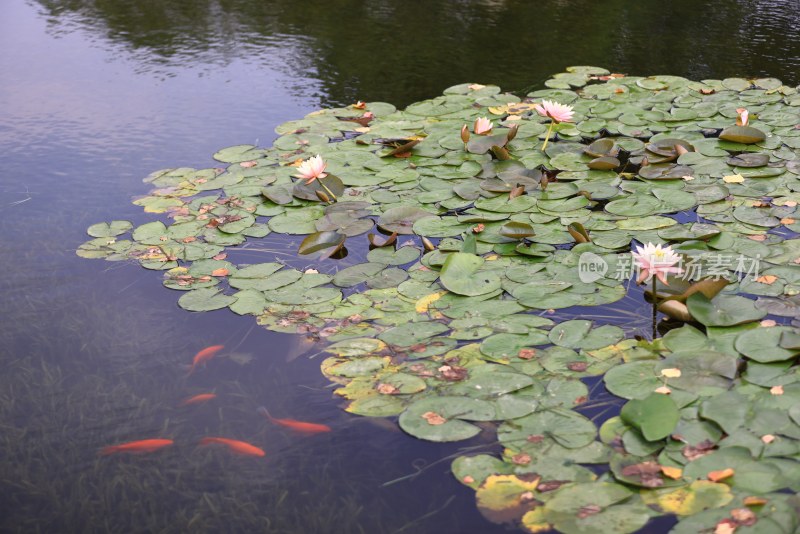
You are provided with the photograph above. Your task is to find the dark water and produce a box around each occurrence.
[1,0,799,532]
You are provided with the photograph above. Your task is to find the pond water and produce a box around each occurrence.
[2,1,800,532]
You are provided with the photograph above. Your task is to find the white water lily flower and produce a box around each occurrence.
[295,155,328,184]
[534,100,575,123]
[631,243,683,285]
[473,117,492,135]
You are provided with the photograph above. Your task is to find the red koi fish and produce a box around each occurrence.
[180,393,217,406]
[199,437,265,457]
[257,407,332,434]
[187,344,224,375]
[100,439,174,455]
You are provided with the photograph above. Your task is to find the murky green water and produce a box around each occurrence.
[1,1,799,532]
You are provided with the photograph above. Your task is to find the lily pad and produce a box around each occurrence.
[87,220,133,237]
[620,393,680,441]
[398,396,495,442]
[177,287,236,312]
[439,252,502,296]
[378,206,434,234]
[686,293,766,327]
[735,326,800,363]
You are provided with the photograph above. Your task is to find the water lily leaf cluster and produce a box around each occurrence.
[79,67,800,533]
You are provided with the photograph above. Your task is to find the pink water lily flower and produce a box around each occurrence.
[534,100,575,123]
[632,243,683,285]
[295,155,328,184]
[736,107,749,126]
[473,117,493,135]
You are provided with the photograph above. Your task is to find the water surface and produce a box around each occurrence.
[1,1,799,532]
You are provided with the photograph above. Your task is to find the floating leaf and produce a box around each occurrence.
[439,252,502,296]
[541,482,651,534]
[398,396,494,442]
[735,326,800,363]
[475,474,540,523]
[719,125,766,144]
[620,393,680,441]
[498,408,596,450]
[87,220,133,237]
[378,206,434,234]
[298,231,346,255]
[178,287,236,312]
[687,293,766,327]
[642,481,733,515]
[499,221,535,239]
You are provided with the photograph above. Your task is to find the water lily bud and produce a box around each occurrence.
[460,124,470,144]
[509,185,525,199]
[422,236,436,251]
[539,175,549,190]
[473,117,492,135]
[506,124,519,142]
[736,107,749,126]
[491,145,510,160]
[315,190,331,203]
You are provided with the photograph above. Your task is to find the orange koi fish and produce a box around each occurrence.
[199,437,266,457]
[100,439,174,455]
[187,344,224,374]
[257,407,332,434]
[180,393,217,406]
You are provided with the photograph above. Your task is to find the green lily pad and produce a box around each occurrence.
[686,293,766,327]
[398,396,495,442]
[87,220,133,237]
[439,252,502,296]
[178,287,236,312]
[735,326,800,363]
[681,447,786,493]
[498,408,596,450]
[719,125,767,144]
[366,246,420,265]
[537,482,651,534]
[452,454,513,489]
[332,263,386,287]
[620,393,680,441]
[378,321,450,347]
[378,206,434,234]
[346,395,405,417]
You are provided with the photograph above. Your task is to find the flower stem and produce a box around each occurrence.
[319,177,337,202]
[541,121,555,152]
[651,276,657,340]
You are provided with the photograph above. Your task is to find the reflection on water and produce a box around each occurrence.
[33,0,800,108]
[1,0,799,531]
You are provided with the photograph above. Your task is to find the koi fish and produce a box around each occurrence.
[180,393,217,406]
[100,439,174,455]
[257,407,332,434]
[199,437,265,457]
[187,344,224,374]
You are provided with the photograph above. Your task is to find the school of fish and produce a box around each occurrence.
[100,344,332,458]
